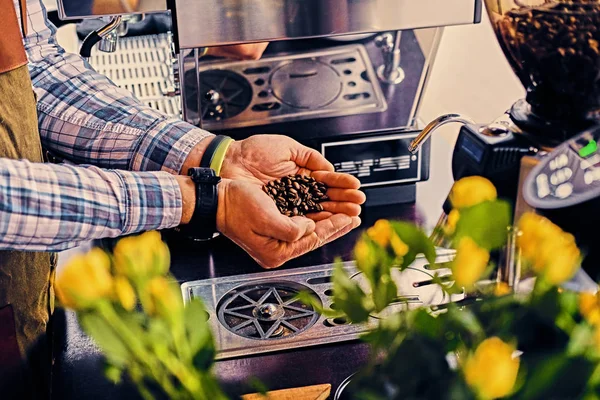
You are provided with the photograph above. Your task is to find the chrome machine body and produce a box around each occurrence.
[57,0,482,358]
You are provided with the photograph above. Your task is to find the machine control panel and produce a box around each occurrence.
[321,133,423,188]
[524,125,600,209]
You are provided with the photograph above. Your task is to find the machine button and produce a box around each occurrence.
[549,154,569,171]
[536,174,550,198]
[555,183,573,199]
[550,167,573,185]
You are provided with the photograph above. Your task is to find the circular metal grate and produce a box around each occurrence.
[217,281,320,340]
[184,69,253,121]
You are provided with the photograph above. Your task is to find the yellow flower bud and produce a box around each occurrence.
[449,176,497,209]
[517,213,581,285]
[354,238,378,271]
[452,237,490,289]
[147,277,183,322]
[113,231,170,280]
[580,292,600,326]
[494,282,511,297]
[55,248,113,310]
[114,276,137,311]
[464,337,519,400]
[445,209,460,235]
[390,233,409,257]
[367,219,393,248]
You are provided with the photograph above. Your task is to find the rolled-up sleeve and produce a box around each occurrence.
[21,0,212,174]
[0,157,183,251]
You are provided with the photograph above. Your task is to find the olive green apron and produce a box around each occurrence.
[0,0,56,398]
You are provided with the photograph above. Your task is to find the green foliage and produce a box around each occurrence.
[454,200,511,251]
[311,213,600,400]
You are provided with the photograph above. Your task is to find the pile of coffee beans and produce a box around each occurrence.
[495,0,600,119]
[263,175,329,217]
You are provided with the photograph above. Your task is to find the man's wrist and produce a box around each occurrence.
[175,175,196,225]
[181,135,214,176]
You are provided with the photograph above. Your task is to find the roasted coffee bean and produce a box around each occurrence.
[263,174,329,216]
[498,1,600,120]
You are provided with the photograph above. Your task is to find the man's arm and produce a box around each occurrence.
[21,0,211,174]
[0,157,192,251]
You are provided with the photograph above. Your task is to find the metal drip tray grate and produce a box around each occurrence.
[88,34,181,117]
[181,249,462,360]
[217,282,320,340]
[187,44,387,130]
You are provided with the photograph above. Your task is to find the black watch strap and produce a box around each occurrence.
[200,135,228,169]
[180,167,221,241]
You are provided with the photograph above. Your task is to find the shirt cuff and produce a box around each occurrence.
[114,169,184,233]
[131,117,214,174]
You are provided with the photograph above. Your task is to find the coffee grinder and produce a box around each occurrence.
[410,0,600,284]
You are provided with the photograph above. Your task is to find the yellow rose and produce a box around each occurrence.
[494,282,511,297]
[580,292,600,326]
[113,231,170,280]
[449,176,497,209]
[517,213,581,285]
[445,209,460,235]
[55,248,114,310]
[464,337,520,399]
[354,238,378,271]
[452,237,490,289]
[543,243,581,285]
[147,277,183,322]
[390,234,409,257]
[367,219,393,248]
[114,276,137,311]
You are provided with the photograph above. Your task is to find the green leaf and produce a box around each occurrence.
[247,377,269,397]
[373,277,398,313]
[295,291,341,318]
[332,261,372,323]
[454,200,512,251]
[184,299,216,370]
[103,363,123,384]
[79,312,131,367]
[568,324,595,356]
[390,221,437,268]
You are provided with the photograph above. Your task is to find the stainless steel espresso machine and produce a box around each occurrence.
[53,0,482,363]
[57,0,482,206]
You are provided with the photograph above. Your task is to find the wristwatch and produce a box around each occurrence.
[179,167,221,241]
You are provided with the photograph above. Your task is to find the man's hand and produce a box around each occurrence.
[220,135,366,221]
[205,43,269,61]
[216,179,361,269]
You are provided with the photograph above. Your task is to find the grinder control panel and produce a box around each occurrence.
[524,126,600,209]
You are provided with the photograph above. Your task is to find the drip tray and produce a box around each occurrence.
[188,44,387,130]
[181,249,461,360]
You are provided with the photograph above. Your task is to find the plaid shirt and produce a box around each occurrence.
[0,0,212,251]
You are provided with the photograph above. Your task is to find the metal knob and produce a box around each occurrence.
[375,31,405,85]
[408,114,476,154]
[98,31,118,53]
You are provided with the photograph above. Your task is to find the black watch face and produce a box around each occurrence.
[190,167,218,182]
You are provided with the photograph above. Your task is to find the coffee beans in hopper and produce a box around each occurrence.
[263,175,329,217]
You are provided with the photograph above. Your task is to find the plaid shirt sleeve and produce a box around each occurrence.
[21,0,213,174]
[0,159,183,251]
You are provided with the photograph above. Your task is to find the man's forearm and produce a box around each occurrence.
[0,157,185,251]
[23,0,212,175]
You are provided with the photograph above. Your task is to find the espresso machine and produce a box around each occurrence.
[407,0,600,283]
[56,0,483,206]
[51,0,484,362]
